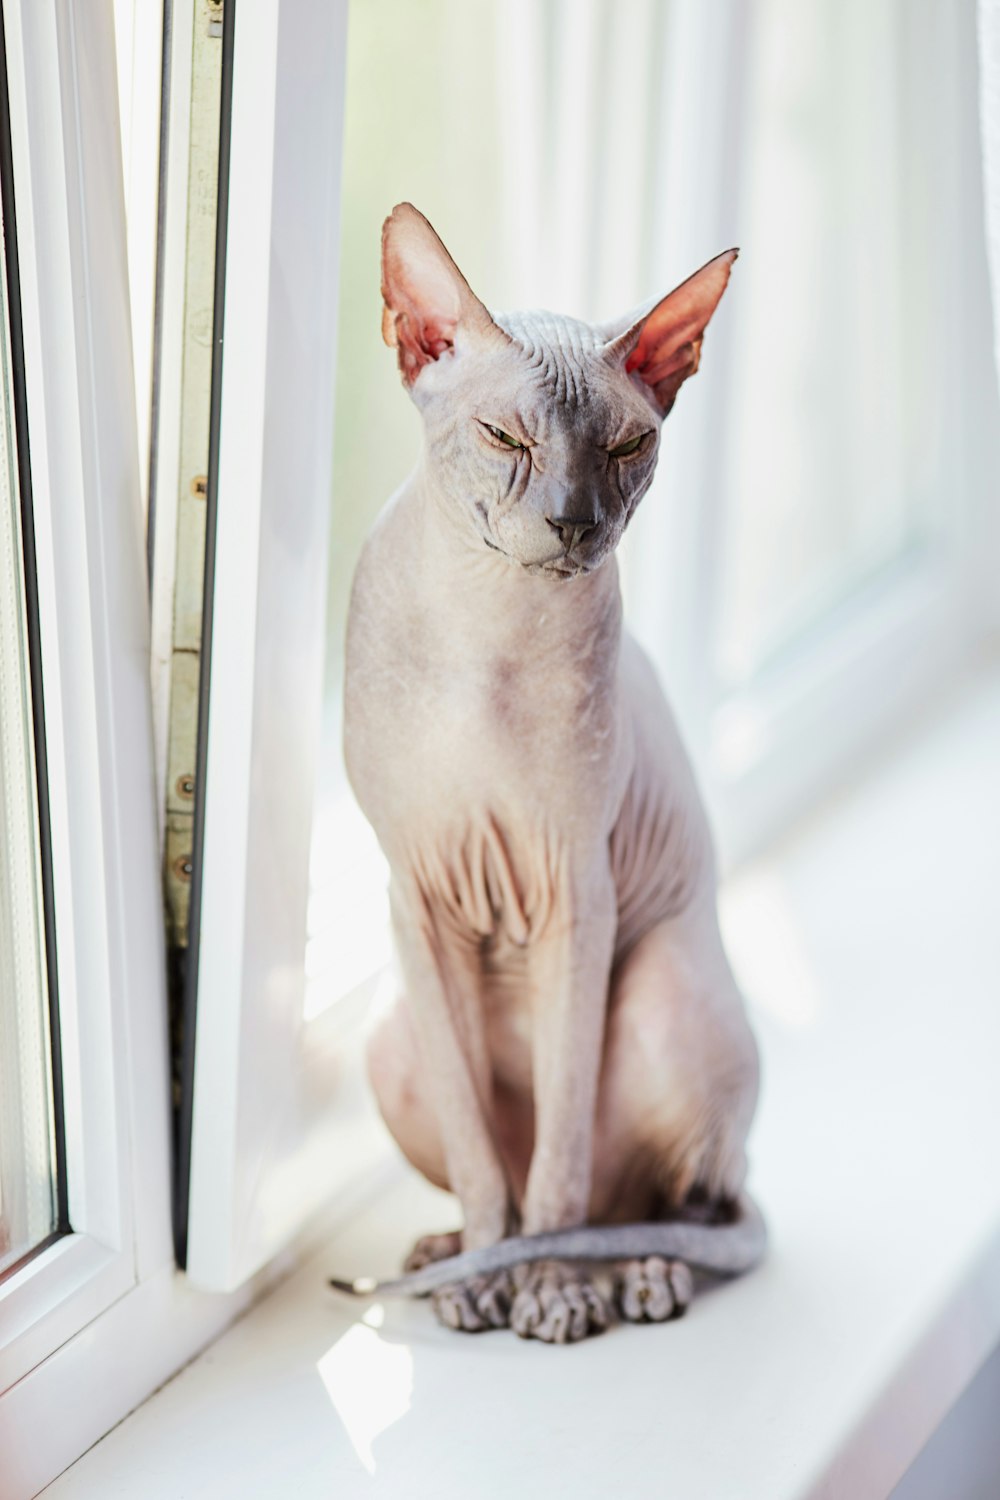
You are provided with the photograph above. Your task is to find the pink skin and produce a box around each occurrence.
[344,204,759,1342]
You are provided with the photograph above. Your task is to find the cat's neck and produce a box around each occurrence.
[409,468,623,653]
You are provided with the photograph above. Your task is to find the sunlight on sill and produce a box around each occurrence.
[316,1303,411,1475]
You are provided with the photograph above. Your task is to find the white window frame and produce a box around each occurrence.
[0,12,365,1474]
[174,0,378,1294]
[0,0,165,1390]
[0,6,254,1493]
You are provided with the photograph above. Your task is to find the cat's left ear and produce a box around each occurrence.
[381,202,509,388]
[602,249,738,416]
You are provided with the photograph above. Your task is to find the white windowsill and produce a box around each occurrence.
[44,664,1000,1500]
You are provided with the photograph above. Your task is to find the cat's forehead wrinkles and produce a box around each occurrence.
[497,308,605,357]
[495,308,607,416]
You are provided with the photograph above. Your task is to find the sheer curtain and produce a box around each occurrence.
[981,0,1000,388]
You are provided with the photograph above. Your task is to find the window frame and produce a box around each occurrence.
[0,5,249,1491]
[0,0,162,1393]
[0,6,359,1482]
[0,0,65,1284]
[174,0,361,1294]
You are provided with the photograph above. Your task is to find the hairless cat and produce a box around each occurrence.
[330,204,764,1342]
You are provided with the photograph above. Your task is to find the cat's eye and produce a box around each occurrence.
[609,433,646,458]
[482,422,524,449]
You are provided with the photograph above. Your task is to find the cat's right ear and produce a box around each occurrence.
[601,249,738,417]
[381,203,508,387]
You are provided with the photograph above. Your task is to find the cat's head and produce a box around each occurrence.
[381,203,736,580]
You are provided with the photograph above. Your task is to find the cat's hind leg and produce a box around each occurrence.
[403,1230,462,1274]
[366,998,450,1191]
[590,909,759,1322]
[615,1256,694,1322]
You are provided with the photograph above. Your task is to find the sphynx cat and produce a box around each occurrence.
[333,204,763,1343]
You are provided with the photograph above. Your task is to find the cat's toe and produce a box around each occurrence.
[510,1261,609,1344]
[615,1256,693,1322]
[432,1271,513,1332]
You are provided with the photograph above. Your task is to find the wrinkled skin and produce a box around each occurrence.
[344,204,759,1343]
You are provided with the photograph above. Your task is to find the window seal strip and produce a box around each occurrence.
[173,0,236,1269]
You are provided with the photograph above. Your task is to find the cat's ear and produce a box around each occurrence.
[602,249,738,416]
[381,203,509,387]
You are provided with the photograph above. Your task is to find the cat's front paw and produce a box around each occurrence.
[510,1261,609,1344]
[432,1270,514,1332]
[615,1256,693,1322]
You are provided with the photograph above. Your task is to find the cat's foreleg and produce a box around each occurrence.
[510,860,617,1343]
[389,878,517,1331]
[592,907,760,1323]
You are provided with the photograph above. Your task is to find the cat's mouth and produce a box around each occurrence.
[482,532,592,579]
[529,557,591,580]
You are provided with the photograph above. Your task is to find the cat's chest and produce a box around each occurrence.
[348,612,621,819]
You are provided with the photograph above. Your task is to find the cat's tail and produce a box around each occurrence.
[328,1191,766,1298]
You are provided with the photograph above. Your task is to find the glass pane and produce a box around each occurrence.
[713,0,960,684]
[0,191,58,1274]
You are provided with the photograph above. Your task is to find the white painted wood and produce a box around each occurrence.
[184,0,351,1291]
[41,669,1000,1498]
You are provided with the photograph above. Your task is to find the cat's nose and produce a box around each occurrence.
[546,513,599,552]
